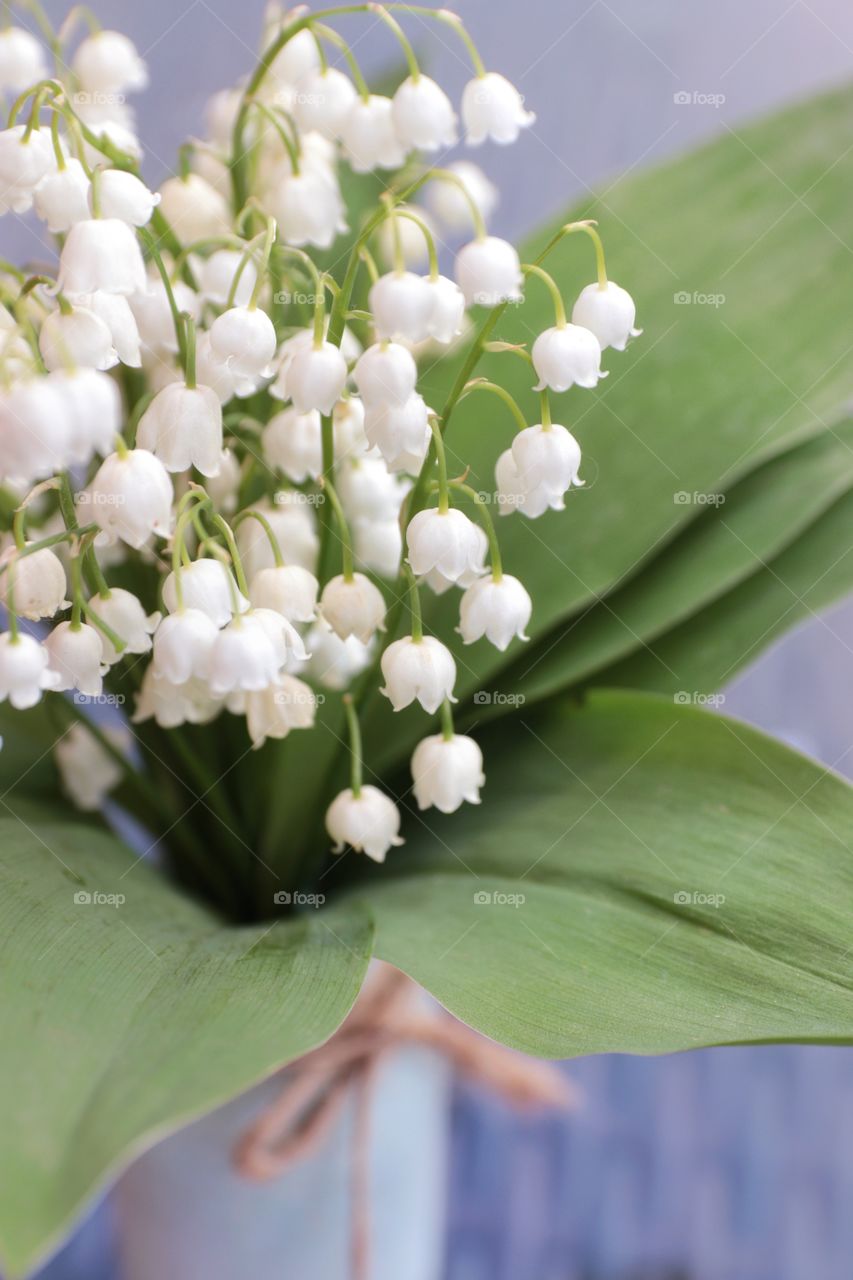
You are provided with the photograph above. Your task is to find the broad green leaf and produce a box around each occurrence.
[359,690,853,1057]
[0,820,372,1278]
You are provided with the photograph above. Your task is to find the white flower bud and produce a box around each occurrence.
[424,275,466,345]
[97,169,160,226]
[133,668,221,729]
[338,457,409,522]
[422,523,487,595]
[245,675,316,749]
[495,447,549,519]
[269,328,313,402]
[72,30,148,93]
[89,449,173,548]
[269,169,348,249]
[458,574,531,650]
[293,67,357,139]
[0,378,73,483]
[262,407,322,483]
[0,632,60,708]
[45,621,107,697]
[158,174,230,242]
[194,332,243,403]
[532,324,605,392]
[92,588,160,664]
[162,559,248,627]
[412,733,485,813]
[131,278,199,356]
[205,448,241,513]
[136,381,223,477]
[237,497,319,576]
[353,342,418,408]
[55,722,124,811]
[0,545,68,620]
[454,236,523,307]
[0,27,47,93]
[380,635,456,714]
[425,161,498,232]
[333,396,369,460]
[341,95,407,172]
[461,73,535,146]
[33,158,91,232]
[74,291,142,369]
[571,280,641,352]
[39,305,118,372]
[406,507,484,583]
[392,75,457,151]
[58,218,147,296]
[363,393,431,474]
[207,611,287,695]
[51,367,121,464]
[304,620,371,690]
[266,25,320,86]
[249,565,318,624]
[512,423,583,513]
[326,785,403,862]
[197,250,257,307]
[369,271,433,344]
[287,341,348,415]
[320,573,386,643]
[353,517,402,578]
[209,305,277,378]
[0,126,55,214]
[152,608,219,684]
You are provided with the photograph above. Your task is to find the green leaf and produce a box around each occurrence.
[360,690,853,1057]
[0,819,372,1278]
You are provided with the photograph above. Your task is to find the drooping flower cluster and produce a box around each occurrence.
[0,3,639,872]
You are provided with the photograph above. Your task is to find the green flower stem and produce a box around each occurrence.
[6,77,61,127]
[440,697,455,742]
[522,262,567,327]
[388,207,439,279]
[247,99,301,176]
[458,378,529,432]
[312,22,370,99]
[540,388,552,428]
[342,693,363,798]
[69,551,84,630]
[275,245,326,345]
[546,219,608,290]
[320,477,354,581]
[183,313,197,389]
[428,415,450,513]
[403,562,424,641]
[81,597,126,656]
[371,5,420,80]
[447,479,503,580]
[428,167,487,239]
[232,509,284,568]
[138,226,188,368]
[4,560,18,641]
[210,513,250,597]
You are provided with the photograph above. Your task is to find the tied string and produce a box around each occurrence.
[234,964,576,1280]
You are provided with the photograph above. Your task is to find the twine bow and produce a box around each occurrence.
[234,963,575,1280]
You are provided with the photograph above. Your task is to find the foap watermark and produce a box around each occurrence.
[73,890,126,907]
[73,691,126,707]
[674,691,725,708]
[673,490,725,507]
[473,889,526,908]
[273,890,326,908]
[673,889,726,909]
[76,490,126,507]
[73,90,126,108]
[274,688,324,707]
[274,490,325,507]
[273,290,324,306]
[674,290,726,308]
[673,90,726,109]
[472,691,526,707]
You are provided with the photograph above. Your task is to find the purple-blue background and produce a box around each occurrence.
[8,1,853,1276]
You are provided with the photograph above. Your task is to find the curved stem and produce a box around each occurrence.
[231,509,284,568]
[210,513,250,597]
[459,379,528,433]
[547,219,608,290]
[447,479,502,579]
[138,226,188,367]
[440,697,455,742]
[320,477,354,581]
[342,693,363,797]
[402,562,423,641]
[522,262,566,328]
[183,313,197,389]
[371,5,420,80]
[428,415,450,513]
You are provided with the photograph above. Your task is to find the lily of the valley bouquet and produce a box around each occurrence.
[3,1,853,1274]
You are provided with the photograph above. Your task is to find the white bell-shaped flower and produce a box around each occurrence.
[193,332,243,403]
[341,94,407,172]
[377,209,436,271]
[369,271,433,344]
[162,559,248,627]
[455,236,523,307]
[270,169,347,249]
[97,169,160,226]
[249,565,318,624]
[237,497,319,576]
[380,635,457,714]
[353,342,418,408]
[52,367,121,464]
[266,24,320,87]
[136,380,223,477]
[333,396,369,460]
[293,67,357,138]
[152,608,219,684]
[263,407,322,483]
[269,328,313,402]
[424,276,466,345]
[412,733,485,813]
[245,675,317,749]
[511,423,584,513]
[0,377,73,483]
[207,610,285,695]
[89,448,173,548]
[33,158,91,232]
[72,30,148,93]
[74,291,142,368]
[158,173,230,242]
[131,278,199,356]
[494,447,547,519]
[0,125,55,214]
[326,785,403,863]
[0,632,61,708]
[55,722,124,811]
[205,447,241,514]
[392,74,457,151]
[425,161,498,232]
[0,545,68,620]
[320,572,386,643]
[209,305,277,378]
[363,393,431,474]
[92,588,160,664]
[422,523,487,595]
[304,620,371,690]
[0,27,47,92]
[287,341,348,415]
[532,324,605,392]
[571,280,641,352]
[45,621,107,697]
[197,250,256,307]
[353,518,402,578]
[338,456,409,522]
[58,218,147,296]
[462,72,535,146]
[458,573,532,651]
[406,506,484,583]
[133,669,222,729]
[39,305,118,372]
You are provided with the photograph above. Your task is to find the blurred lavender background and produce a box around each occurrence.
[8,1,853,1276]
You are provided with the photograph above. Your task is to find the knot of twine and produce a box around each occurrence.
[234,963,575,1280]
